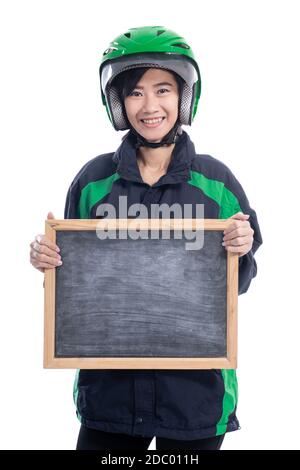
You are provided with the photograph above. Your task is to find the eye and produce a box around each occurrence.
[157,88,170,95]
[129,90,142,97]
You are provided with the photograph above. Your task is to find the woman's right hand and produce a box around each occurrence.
[30,212,62,273]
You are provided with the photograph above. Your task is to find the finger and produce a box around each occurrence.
[31,251,63,266]
[229,212,250,220]
[37,261,61,270]
[224,242,250,253]
[30,254,46,272]
[30,257,51,271]
[32,241,61,259]
[226,213,250,230]
[223,226,252,241]
[223,235,253,247]
[47,212,55,219]
[223,220,252,238]
[35,234,60,253]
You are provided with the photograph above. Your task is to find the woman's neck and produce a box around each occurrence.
[137,144,175,172]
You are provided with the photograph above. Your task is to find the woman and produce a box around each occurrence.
[30,26,263,450]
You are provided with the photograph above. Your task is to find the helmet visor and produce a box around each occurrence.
[100,52,199,95]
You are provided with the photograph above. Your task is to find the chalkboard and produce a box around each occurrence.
[44,219,238,369]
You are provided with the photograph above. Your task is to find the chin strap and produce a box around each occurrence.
[129,121,182,149]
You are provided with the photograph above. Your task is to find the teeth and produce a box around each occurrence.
[142,117,164,124]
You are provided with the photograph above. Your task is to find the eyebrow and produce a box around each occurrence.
[134,82,174,89]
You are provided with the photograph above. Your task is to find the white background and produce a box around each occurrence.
[0,0,299,450]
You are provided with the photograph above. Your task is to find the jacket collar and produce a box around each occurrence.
[112,130,196,187]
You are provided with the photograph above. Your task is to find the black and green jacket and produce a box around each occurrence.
[64,130,262,440]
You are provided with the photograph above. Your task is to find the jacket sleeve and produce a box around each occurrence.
[225,168,263,295]
[64,178,81,219]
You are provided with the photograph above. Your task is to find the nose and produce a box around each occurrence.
[142,93,160,115]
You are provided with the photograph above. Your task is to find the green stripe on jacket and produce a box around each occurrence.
[188,170,241,435]
[78,172,121,218]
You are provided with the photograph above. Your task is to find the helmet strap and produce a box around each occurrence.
[128,119,182,149]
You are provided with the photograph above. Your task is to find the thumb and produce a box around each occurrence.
[47,211,55,220]
[230,212,250,219]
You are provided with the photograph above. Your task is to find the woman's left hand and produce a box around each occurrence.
[222,212,254,257]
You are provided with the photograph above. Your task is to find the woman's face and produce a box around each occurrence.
[124,68,179,143]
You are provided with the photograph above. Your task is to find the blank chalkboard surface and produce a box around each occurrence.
[44,219,238,369]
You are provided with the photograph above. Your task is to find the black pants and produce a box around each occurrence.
[76,425,225,450]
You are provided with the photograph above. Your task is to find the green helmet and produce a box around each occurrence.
[99,26,201,131]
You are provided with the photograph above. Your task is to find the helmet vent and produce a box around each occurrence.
[103,47,117,56]
[157,29,165,36]
[172,42,190,49]
[124,32,131,38]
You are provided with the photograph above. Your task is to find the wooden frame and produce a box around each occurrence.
[44,219,238,369]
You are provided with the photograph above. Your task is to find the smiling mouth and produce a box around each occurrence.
[140,117,165,127]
